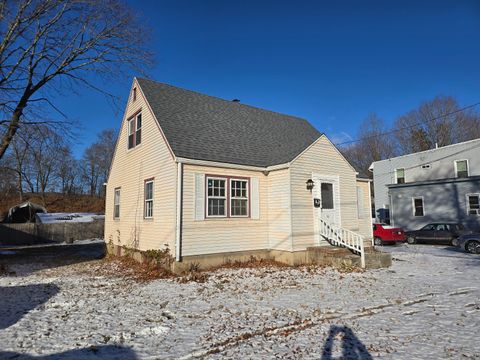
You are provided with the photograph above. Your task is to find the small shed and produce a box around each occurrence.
[6,201,47,223]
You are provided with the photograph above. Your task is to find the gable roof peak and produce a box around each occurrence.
[135,77,322,167]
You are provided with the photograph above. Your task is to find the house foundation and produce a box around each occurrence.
[107,243,391,273]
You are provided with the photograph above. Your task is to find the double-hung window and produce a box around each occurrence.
[127,112,142,149]
[144,179,154,218]
[114,188,121,219]
[395,168,405,184]
[413,197,424,217]
[206,176,250,218]
[455,160,469,178]
[207,178,226,217]
[467,194,480,215]
[135,113,142,146]
[128,118,135,149]
[231,179,248,217]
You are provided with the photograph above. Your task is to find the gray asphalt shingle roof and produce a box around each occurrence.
[137,78,322,167]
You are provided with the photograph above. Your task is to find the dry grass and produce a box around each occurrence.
[0,263,16,276]
[86,255,174,283]
[86,255,296,284]
[80,254,356,285]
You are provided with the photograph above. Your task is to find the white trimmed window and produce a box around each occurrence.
[395,168,405,184]
[231,179,248,217]
[135,113,142,146]
[127,112,142,149]
[144,179,154,218]
[413,197,424,217]
[128,118,135,149]
[467,194,480,215]
[207,177,226,217]
[114,188,120,219]
[455,160,469,178]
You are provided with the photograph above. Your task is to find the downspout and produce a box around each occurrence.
[175,162,183,261]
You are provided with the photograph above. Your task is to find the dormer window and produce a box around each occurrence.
[127,112,142,149]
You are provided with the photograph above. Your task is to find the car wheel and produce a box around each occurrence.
[466,240,480,254]
[407,236,416,244]
[374,237,383,246]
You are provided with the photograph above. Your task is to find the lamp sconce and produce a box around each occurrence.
[306,179,315,192]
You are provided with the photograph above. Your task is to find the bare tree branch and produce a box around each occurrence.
[0,0,153,159]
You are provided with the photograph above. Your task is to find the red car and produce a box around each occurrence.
[373,223,406,245]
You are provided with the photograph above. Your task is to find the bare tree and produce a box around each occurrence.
[0,157,17,203]
[342,113,396,178]
[394,96,480,154]
[6,127,37,201]
[81,128,117,196]
[57,146,78,195]
[0,0,152,159]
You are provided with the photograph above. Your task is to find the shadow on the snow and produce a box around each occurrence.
[321,325,373,360]
[0,345,138,359]
[0,241,106,275]
[0,283,60,329]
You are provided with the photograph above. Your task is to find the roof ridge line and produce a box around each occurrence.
[135,77,311,124]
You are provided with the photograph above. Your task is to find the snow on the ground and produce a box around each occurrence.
[36,213,104,224]
[0,238,104,250]
[0,243,479,359]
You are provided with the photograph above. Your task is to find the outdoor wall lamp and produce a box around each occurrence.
[306,179,314,191]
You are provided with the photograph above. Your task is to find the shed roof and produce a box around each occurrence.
[136,78,322,167]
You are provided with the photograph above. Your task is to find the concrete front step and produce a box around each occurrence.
[306,246,391,269]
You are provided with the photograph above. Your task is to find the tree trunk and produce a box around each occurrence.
[0,92,30,160]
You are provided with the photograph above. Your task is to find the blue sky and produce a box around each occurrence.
[64,0,480,156]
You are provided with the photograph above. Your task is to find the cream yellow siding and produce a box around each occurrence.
[267,168,293,251]
[356,179,374,245]
[106,81,370,258]
[105,80,177,252]
[181,164,269,256]
[289,135,359,251]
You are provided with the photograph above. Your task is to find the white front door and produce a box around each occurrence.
[313,174,341,244]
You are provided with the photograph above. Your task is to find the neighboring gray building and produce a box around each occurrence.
[370,138,480,231]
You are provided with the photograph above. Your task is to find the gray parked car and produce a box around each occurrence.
[452,234,480,254]
[405,223,470,245]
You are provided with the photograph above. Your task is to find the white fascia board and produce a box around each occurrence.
[175,157,290,172]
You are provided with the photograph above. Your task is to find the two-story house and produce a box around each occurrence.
[370,138,480,231]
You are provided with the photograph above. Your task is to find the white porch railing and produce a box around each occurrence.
[319,218,366,268]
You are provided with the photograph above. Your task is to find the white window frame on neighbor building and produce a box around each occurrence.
[230,178,249,218]
[466,193,480,215]
[395,168,405,184]
[412,196,424,217]
[454,159,469,178]
[127,111,142,150]
[206,176,227,218]
[113,187,121,219]
[144,179,154,219]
